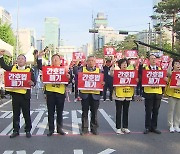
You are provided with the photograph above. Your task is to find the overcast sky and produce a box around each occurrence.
[1,0,153,47]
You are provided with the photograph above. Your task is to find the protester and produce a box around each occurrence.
[0,50,35,138]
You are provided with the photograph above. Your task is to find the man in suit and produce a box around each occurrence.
[79,55,103,135]
[143,54,163,134]
[0,50,35,138]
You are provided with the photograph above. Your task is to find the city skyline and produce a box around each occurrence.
[1,0,153,47]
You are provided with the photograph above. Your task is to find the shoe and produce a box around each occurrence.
[26,132,31,138]
[151,129,161,134]
[80,129,88,136]
[144,129,150,134]
[174,127,180,133]
[122,128,131,134]
[74,98,77,103]
[10,132,19,138]
[116,129,124,134]
[47,131,54,136]
[57,129,66,135]
[169,126,175,133]
[91,129,99,135]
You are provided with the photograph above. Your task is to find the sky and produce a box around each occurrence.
[0,0,153,48]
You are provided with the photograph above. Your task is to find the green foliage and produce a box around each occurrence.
[0,21,16,46]
[3,55,12,65]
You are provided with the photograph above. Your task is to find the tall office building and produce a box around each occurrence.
[44,17,60,48]
[17,28,36,54]
[0,6,11,25]
[94,12,108,29]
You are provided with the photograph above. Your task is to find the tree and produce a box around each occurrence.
[153,0,180,50]
[0,20,16,64]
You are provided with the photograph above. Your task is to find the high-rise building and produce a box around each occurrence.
[36,37,44,51]
[0,6,11,25]
[94,12,108,29]
[16,28,36,54]
[44,17,60,48]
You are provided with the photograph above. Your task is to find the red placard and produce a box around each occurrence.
[160,62,169,70]
[103,47,116,56]
[113,70,138,86]
[161,55,170,63]
[72,52,86,61]
[124,50,138,59]
[170,72,180,88]
[115,52,123,60]
[96,58,104,69]
[4,72,31,89]
[42,66,69,84]
[142,70,167,87]
[78,72,104,91]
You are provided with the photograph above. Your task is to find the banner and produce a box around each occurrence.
[42,66,69,84]
[170,72,180,88]
[72,52,86,61]
[142,70,167,87]
[96,58,104,69]
[4,72,31,89]
[78,72,104,91]
[113,70,138,86]
[115,52,123,60]
[124,50,138,59]
[103,47,116,56]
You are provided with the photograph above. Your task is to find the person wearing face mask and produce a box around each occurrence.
[165,58,180,133]
[0,50,35,138]
[37,52,70,136]
[110,58,136,134]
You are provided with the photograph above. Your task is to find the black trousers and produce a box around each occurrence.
[46,92,65,132]
[11,93,32,132]
[144,93,162,129]
[81,94,100,131]
[103,82,113,101]
[115,100,130,129]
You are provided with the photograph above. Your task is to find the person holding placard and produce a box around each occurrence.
[78,55,104,135]
[110,58,137,134]
[0,50,35,138]
[37,52,70,136]
[165,59,180,133]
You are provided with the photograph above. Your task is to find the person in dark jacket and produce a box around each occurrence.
[0,50,36,138]
[103,59,113,102]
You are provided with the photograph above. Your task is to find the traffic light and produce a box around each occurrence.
[119,31,128,35]
[89,29,98,33]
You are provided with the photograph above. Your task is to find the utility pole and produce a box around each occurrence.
[16,0,19,60]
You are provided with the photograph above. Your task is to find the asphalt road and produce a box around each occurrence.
[0,88,179,154]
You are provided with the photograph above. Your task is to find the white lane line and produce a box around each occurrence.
[30,111,44,134]
[16,151,26,154]
[98,148,116,154]
[2,151,13,154]
[162,99,168,103]
[74,149,83,154]
[0,111,12,118]
[36,117,48,135]
[33,150,45,154]
[72,110,81,135]
[99,109,116,132]
[0,99,12,108]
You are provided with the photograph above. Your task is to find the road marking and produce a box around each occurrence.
[99,109,116,132]
[74,149,83,154]
[72,110,81,134]
[31,111,44,134]
[162,99,168,103]
[98,148,116,154]
[33,150,45,154]
[0,100,12,108]
[36,117,48,135]
[3,151,13,154]
[0,111,12,118]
